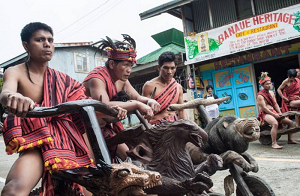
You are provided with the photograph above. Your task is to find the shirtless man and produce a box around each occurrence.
[257,72,294,149]
[0,22,126,196]
[142,51,186,125]
[293,68,300,125]
[277,69,300,141]
[83,35,160,160]
[278,69,300,109]
[296,68,300,78]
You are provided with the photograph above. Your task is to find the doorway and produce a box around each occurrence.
[213,64,257,118]
[254,55,299,103]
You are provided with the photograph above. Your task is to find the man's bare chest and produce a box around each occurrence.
[18,82,44,103]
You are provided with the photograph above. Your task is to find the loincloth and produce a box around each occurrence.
[149,114,178,126]
[257,108,283,129]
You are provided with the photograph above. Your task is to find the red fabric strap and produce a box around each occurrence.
[84,66,124,138]
[3,67,91,195]
[281,78,300,113]
[153,78,179,115]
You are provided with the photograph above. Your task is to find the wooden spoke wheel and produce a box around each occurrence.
[259,124,280,145]
[259,134,281,145]
[236,175,275,196]
[208,193,225,196]
[29,179,82,196]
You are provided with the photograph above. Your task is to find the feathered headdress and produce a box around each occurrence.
[259,72,271,85]
[94,34,137,64]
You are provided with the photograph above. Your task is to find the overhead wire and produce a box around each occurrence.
[59,0,124,40]
[56,0,110,35]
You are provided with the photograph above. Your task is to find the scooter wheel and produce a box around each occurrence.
[236,175,275,196]
[208,193,225,196]
[259,134,281,145]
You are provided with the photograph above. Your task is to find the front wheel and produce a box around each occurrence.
[236,175,275,196]
[29,180,82,196]
[208,193,225,196]
[259,134,281,145]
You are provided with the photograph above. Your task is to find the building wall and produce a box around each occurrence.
[198,41,300,117]
[182,2,300,118]
[191,0,300,33]
[49,47,106,82]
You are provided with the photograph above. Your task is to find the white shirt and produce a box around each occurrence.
[205,95,219,119]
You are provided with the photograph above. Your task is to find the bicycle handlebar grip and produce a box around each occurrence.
[26,100,118,118]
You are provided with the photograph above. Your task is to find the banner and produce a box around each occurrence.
[185,4,300,65]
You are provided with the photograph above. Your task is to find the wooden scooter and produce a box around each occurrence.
[259,111,300,145]
[168,97,275,196]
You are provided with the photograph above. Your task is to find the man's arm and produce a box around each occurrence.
[0,67,35,117]
[142,81,155,98]
[84,78,154,120]
[177,84,187,119]
[0,68,18,106]
[277,78,288,102]
[270,91,282,114]
[257,94,280,119]
[126,80,160,113]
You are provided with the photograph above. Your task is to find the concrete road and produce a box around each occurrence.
[0,136,18,192]
[1,133,300,195]
[211,132,300,196]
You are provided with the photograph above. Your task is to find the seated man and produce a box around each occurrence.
[278,69,300,129]
[142,51,186,125]
[0,22,114,196]
[296,68,300,79]
[278,69,300,111]
[257,72,294,149]
[83,35,160,160]
[294,68,300,126]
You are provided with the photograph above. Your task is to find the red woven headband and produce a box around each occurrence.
[107,48,137,64]
[259,76,271,85]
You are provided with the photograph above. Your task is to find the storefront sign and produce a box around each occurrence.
[185,4,300,65]
[214,44,292,70]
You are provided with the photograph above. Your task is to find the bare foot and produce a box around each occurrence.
[208,188,214,193]
[272,144,283,149]
[288,140,300,144]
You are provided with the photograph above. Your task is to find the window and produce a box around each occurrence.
[74,53,89,73]
[95,57,107,67]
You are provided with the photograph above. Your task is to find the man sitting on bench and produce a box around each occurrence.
[257,72,295,149]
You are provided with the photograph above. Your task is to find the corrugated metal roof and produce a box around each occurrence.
[0,52,27,68]
[0,42,96,68]
[136,43,185,65]
[55,42,92,47]
[139,0,194,20]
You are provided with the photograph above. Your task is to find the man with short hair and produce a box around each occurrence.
[293,68,300,126]
[257,72,294,149]
[83,35,160,160]
[278,69,300,111]
[277,69,300,139]
[296,68,300,79]
[0,22,108,196]
[142,51,186,125]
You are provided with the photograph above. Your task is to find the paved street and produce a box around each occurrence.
[211,132,300,196]
[0,136,18,192]
[1,133,300,195]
